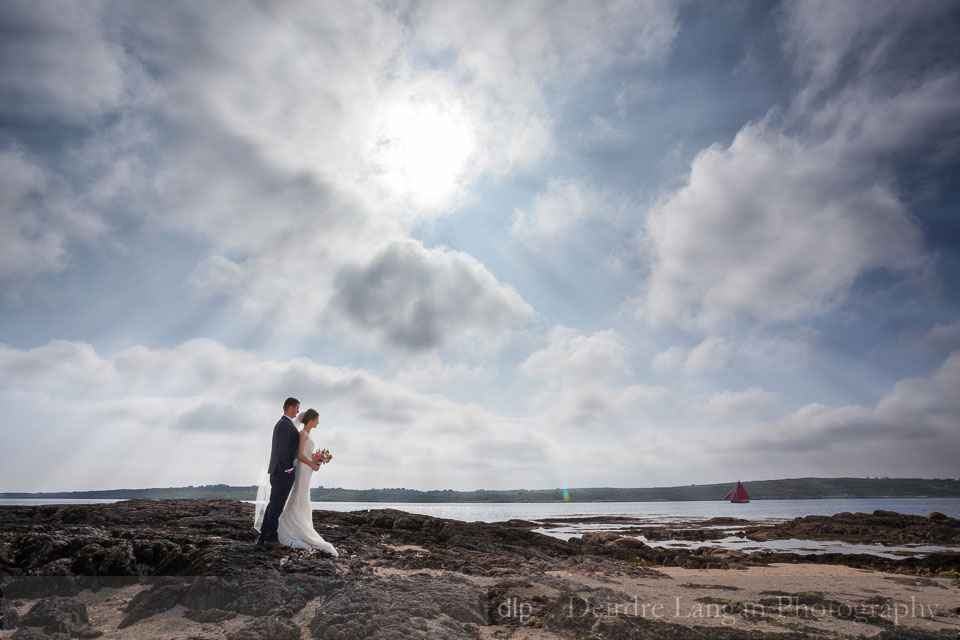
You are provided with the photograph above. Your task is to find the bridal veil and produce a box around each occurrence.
[252,469,270,533]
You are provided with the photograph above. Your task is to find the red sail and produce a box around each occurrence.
[723,481,750,502]
[731,481,750,502]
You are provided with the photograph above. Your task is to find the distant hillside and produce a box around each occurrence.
[2,477,959,502]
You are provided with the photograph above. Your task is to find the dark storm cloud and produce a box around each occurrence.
[0,0,130,119]
[332,240,534,352]
[174,403,255,433]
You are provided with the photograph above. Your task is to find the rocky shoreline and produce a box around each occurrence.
[1,500,957,639]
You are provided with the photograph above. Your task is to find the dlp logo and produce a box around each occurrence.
[497,596,533,623]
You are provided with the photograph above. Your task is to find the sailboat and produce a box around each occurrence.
[722,480,750,503]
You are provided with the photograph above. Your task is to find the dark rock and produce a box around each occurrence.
[33,558,75,577]
[132,538,188,571]
[612,537,647,549]
[19,597,101,638]
[2,602,19,629]
[580,531,621,545]
[180,576,246,610]
[370,513,396,528]
[71,542,136,576]
[438,600,486,626]
[873,509,900,518]
[11,534,75,571]
[501,519,541,527]
[227,616,301,640]
[2,576,89,599]
[228,581,287,617]
[309,573,483,640]
[271,594,307,618]
[12,628,69,640]
[742,509,960,544]
[392,516,423,531]
[118,580,190,628]
[703,517,751,525]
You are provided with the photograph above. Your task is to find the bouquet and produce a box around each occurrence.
[311,448,332,466]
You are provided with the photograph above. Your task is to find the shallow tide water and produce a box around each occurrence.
[4,497,958,558]
[297,498,960,559]
[4,496,959,521]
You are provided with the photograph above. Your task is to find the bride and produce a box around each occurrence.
[254,408,339,556]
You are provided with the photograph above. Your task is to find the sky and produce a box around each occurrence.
[2,0,960,493]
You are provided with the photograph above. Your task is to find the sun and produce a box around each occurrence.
[371,92,477,211]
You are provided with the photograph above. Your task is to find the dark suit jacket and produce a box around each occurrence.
[268,416,300,474]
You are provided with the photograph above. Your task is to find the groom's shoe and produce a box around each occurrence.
[264,541,289,550]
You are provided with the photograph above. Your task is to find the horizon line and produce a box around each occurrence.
[3,476,958,496]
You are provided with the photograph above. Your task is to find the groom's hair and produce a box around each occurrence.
[283,397,300,410]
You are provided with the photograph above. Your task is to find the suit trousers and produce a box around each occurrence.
[258,469,295,542]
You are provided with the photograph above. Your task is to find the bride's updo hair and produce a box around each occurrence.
[300,408,319,425]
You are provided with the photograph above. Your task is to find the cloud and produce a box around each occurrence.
[0,1,682,349]
[7,1,960,489]
[174,404,256,434]
[412,0,677,88]
[520,326,666,429]
[521,327,632,385]
[172,150,535,351]
[658,349,960,480]
[651,345,685,374]
[575,115,630,151]
[778,0,960,118]
[530,382,667,431]
[636,119,931,329]
[0,147,109,298]
[615,80,653,117]
[653,331,813,378]
[511,177,630,243]
[0,149,69,285]
[391,354,483,392]
[0,338,562,491]
[510,176,643,276]
[16,1,680,351]
[738,328,820,367]
[403,0,678,209]
[634,1,958,330]
[0,340,118,393]
[684,336,731,375]
[330,239,535,352]
[741,349,960,462]
[0,0,133,118]
[900,318,960,354]
[129,0,678,222]
[702,386,778,418]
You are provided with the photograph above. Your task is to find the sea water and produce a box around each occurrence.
[3,497,959,521]
[307,497,960,522]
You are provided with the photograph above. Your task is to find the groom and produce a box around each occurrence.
[256,397,301,549]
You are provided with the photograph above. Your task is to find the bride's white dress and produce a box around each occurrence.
[253,431,338,556]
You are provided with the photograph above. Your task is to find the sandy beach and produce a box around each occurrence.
[3,560,956,639]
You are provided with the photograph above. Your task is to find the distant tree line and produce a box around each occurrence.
[3,477,959,502]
